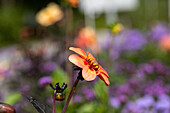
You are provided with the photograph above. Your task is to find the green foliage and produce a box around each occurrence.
[51,67,68,84]
[78,102,95,113]
[0,5,23,47]
[95,14,106,28]
[93,80,108,103]
[4,92,21,105]
[109,73,126,85]
[0,0,170,113]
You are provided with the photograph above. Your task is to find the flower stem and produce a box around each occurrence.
[61,78,80,113]
[53,89,57,113]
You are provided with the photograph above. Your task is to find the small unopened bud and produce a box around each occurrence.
[55,92,65,101]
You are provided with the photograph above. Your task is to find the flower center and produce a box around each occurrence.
[85,56,99,71]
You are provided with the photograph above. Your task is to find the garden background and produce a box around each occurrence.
[0,0,170,113]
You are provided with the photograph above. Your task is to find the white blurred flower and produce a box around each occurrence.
[36,2,63,26]
[0,47,23,80]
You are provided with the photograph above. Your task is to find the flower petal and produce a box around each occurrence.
[99,65,109,78]
[69,47,87,59]
[98,74,110,86]
[82,66,97,81]
[69,54,86,68]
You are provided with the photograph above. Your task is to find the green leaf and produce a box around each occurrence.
[51,67,68,84]
[109,73,126,85]
[93,80,109,103]
[78,103,95,113]
[4,92,21,105]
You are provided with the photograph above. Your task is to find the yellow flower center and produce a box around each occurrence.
[85,56,99,71]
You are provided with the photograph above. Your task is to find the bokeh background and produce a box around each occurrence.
[0,0,170,113]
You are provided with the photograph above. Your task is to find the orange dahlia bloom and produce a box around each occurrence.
[159,35,170,51]
[74,27,96,48]
[66,0,79,8]
[68,47,110,86]
[74,27,100,54]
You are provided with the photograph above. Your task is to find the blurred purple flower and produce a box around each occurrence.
[109,49,120,60]
[110,97,121,108]
[0,92,4,101]
[122,102,141,113]
[141,64,154,74]
[117,95,127,103]
[109,85,132,103]
[38,76,52,87]
[81,86,95,100]
[136,63,154,77]
[166,84,170,93]
[128,79,139,89]
[135,95,154,109]
[73,95,82,103]
[154,95,170,113]
[109,86,116,97]
[40,61,57,72]
[3,70,15,78]
[114,61,136,73]
[151,60,170,75]
[110,30,146,60]
[13,58,32,71]
[148,23,169,41]
[144,81,166,97]
[100,32,113,50]
[113,30,146,51]
[20,85,30,93]
[116,84,133,96]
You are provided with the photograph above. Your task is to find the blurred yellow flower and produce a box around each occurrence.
[36,3,63,26]
[66,0,79,8]
[159,35,170,51]
[111,23,124,34]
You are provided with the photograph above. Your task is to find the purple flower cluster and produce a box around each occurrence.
[111,94,170,113]
[148,22,170,41]
[135,95,154,109]
[109,84,133,106]
[100,32,113,50]
[72,86,96,103]
[38,76,52,87]
[110,97,121,108]
[136,60,170,78]
[40,61,57,73]
[154,95,170,113]
[20,84,30,93]
[101,29,146,60]
[136,63,154,77]
[113,30,146,51]
[114,61,136,74]
[73,95,82,103]
[81,86,95,100]
[144,80,167,97]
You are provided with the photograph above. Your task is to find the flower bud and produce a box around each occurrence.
[55,92,65,101]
